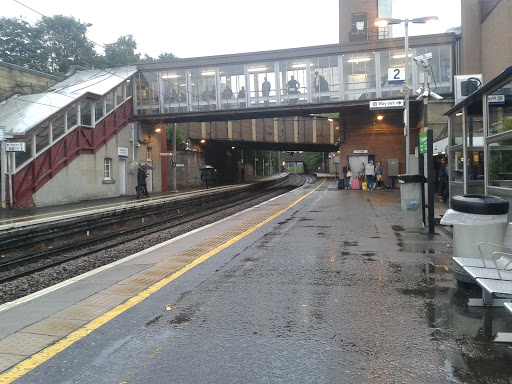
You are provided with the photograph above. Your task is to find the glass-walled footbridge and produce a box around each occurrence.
[135,33,456,121]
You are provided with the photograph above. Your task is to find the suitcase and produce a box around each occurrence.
[338,179,344,189]
[362,182,367,191]
[351,178,361,190]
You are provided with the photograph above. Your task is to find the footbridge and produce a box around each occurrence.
[134,33,456,150]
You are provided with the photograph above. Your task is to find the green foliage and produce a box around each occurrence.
[104,35,139,68]
[0,16,178,75]
[35,15,97,74]
[0,18,41,69]
[302,152,324,173]
[166,124,186,146]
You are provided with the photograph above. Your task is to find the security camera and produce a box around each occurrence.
[136,142,141,147]
[413,52,432,65]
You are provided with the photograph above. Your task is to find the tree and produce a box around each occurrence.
[104,35,140,68]
[302,152,324,173]
[34,15,97,74]
[157,52,177,61]
[0,17,43,70]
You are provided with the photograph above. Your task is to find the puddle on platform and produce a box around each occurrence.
[397,263,512,382]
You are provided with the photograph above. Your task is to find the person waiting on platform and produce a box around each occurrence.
[375,161,383,189]
[365,161,375,190]
[136,166,149,199]
[223,86,233,109]
[313,71,330,102]
[287,76,300,105]
[262,77,271,106]
[238,86,246,108]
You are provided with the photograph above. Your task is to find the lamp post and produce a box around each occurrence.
[374,16,438,174]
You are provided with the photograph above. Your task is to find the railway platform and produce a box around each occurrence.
[4,179,501,384]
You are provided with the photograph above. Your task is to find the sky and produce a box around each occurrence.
[3,0,461,59]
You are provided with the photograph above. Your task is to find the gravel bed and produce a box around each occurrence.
[0,189,289,305]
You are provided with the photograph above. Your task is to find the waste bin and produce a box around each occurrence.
[440,194,509,283]
[398,174,426,230]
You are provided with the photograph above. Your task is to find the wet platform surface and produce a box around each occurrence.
[1,180,512,383]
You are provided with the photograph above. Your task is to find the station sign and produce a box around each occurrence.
[353,150,368,154]
[117,147,129,158]
[388,68,405,84]
[488,95,505,104]
[175,164,184,168]
[419,132,427,154]
[370,100,404,110]
[5,142,26,152]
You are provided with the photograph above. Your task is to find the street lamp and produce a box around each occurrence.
[374,16,438,174]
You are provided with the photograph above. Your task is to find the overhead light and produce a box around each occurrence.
[456,112,463,116]
[200,139,206,143]
[201,71,216,76]
[377,115,384,120]
[347,57,371,63]
[291,63,313,68]
[155,127,161,133]
[328,118,334,122]
[162,74,180,79]
[248,67,268,73]
[232,146,235,149]
[392,53,412,59]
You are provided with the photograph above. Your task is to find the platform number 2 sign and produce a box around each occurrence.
[388,68,405,84]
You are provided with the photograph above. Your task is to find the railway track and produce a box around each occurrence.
[0,174,307,286]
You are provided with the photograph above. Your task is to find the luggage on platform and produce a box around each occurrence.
[351,178,361,190]
[362,182,368,190]
[338,179,344,189]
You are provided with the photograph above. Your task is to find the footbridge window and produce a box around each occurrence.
[343,52,376,101]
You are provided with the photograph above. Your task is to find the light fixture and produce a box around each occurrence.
[200,139,206,143]
[291,63,314,68]
[377,115,384,120]
[328,118,334,122]
[392,53,412,59]
[456,112,463,116]
[201,71,216,76]
[155,127,161,133]
[248,67,268,73]
[347,57,371,63]
[162,74,180,79]
[232,146,235,149]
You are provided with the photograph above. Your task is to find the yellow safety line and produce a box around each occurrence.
[0,179,325,383]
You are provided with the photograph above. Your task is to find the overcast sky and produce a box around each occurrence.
[3,0,461,59]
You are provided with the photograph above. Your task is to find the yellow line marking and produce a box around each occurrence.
[0,180,325,383]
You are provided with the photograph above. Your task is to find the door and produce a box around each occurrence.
[349,155,368,177]
[118,159,126,195]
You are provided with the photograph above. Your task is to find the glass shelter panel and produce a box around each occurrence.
[380,49,411,99]
[161,69,188,113]
[309,56,339,103]
[489,139,512,188]
[52,114,65,141]
[343,52,376,101]
[67,105,77,129]
[413,44,452,95]
[488,80,512,136]
[189,67,217,112]
[248,62,276,108]
[279,59,309,106]
[451,113,463,146]
[219,64,245,110]
[36,123,49,154]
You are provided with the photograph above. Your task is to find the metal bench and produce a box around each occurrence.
[494,303,512,343]
[464,252,512,307]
